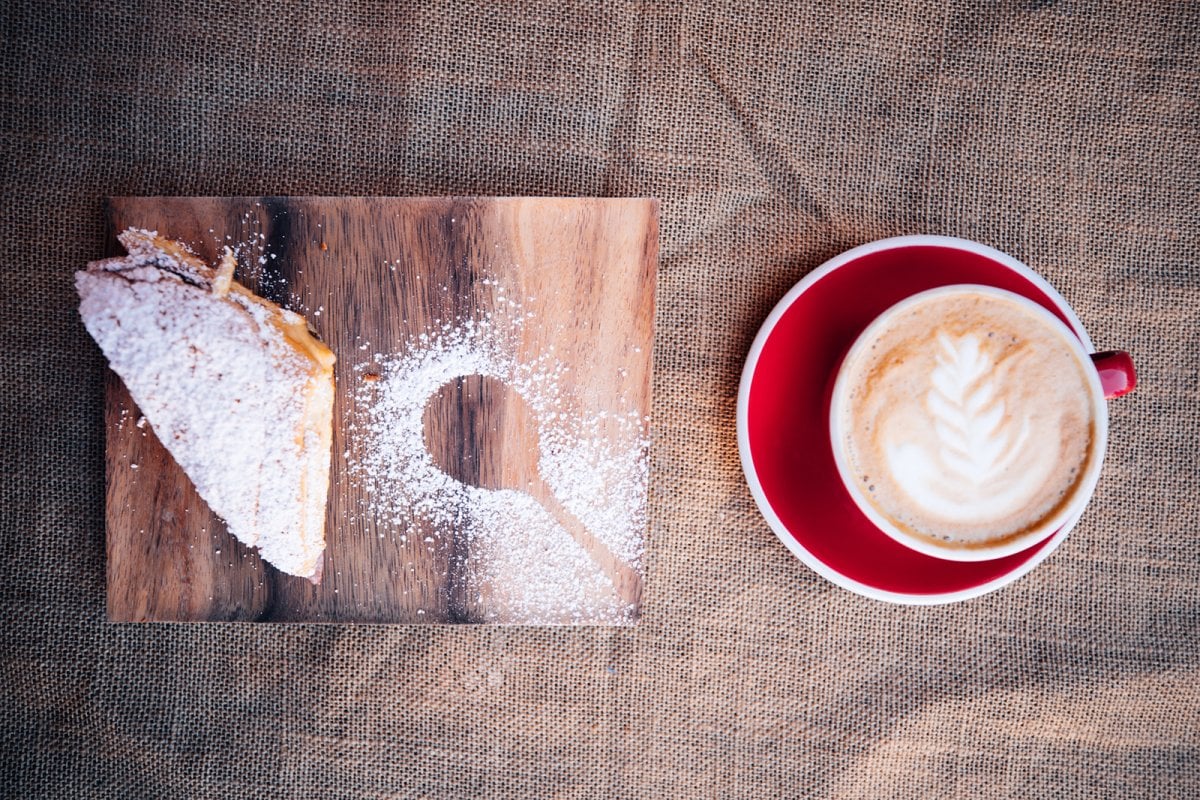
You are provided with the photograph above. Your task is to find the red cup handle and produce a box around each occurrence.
[1090,350,1136,399]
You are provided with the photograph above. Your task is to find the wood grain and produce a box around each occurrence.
[102,197,657,623]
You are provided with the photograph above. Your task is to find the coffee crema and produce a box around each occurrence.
[833,288,1098,549]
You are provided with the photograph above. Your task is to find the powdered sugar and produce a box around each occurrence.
[352,308,648,625]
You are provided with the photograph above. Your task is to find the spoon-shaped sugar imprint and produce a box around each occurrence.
[422,374,642,610]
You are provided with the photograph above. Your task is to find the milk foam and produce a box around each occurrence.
[837,290,1096,546]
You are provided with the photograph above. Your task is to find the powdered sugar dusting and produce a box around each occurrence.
[352,306,648,625]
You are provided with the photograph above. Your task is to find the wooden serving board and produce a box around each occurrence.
[102,197,657,623]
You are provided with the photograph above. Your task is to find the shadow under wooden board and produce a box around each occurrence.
[102,196,657,624]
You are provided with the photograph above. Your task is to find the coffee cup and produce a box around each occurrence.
[829,283,1134,562]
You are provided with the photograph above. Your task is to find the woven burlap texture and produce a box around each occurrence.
[2,1,1197,797]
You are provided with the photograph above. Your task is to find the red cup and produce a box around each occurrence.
[828,284,1134,563]
[738,236,1136,603]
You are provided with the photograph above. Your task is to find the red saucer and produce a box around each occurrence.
[737,236,1095,603]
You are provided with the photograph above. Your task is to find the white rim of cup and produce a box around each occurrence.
[736,235,1099,604]
[828,284,1109,563]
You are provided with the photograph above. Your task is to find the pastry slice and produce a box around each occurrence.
[77,228,335,580]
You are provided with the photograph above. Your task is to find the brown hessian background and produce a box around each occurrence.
[2,1,1198,797]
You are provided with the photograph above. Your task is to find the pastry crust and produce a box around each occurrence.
[77,229,334,580]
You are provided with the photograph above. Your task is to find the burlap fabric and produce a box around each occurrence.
[3,1,1197,796]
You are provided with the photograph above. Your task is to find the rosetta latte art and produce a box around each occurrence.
[884,334,1054,523]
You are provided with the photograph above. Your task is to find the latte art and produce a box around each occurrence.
[834,288,1098,549]
[886,332,1050,525]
